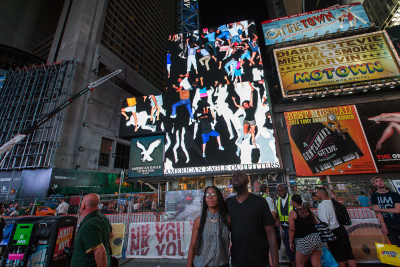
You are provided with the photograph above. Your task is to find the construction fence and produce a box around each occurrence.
[1,181,393,260]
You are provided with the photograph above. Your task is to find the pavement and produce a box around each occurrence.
[118,258,391,267]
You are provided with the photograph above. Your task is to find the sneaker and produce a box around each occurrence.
[170,114,177,118]
[219,146,225,151]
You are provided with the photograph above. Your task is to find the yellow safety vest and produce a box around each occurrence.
[277,195,293,222]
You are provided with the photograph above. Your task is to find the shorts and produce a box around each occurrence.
[251,46,259,52]
[241,51,251,60]
[243,119,256,126]
[167,64,171,71]
[231,35,241,43]
[150,95,163,107]
[295,232,322,256]
[327,226,355,262]
[202,130,219,144]
[125,106,137,113]
[217,31,231,40]
[234,69,242,77]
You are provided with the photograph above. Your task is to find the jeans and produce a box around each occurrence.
[387,224,400,247]
[282,227,296,262]
[171,99,193,119]
[205,41,217,56]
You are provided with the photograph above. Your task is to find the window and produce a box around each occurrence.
[99,137,112,167]
[114,143,130,169]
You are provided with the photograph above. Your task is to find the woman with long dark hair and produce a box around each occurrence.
[187,186,230,267]
[288,194,322,267]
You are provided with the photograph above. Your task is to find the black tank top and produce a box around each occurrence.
[294,208,317,239]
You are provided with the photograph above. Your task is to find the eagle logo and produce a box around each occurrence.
[136,139,162,162]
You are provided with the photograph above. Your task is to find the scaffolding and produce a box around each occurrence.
[0,60,76,170]
[176,0,199,34]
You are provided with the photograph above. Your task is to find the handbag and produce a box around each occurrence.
[321,246,339,267]
[312,212,337,242]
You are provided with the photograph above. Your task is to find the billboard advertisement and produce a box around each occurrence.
[119,19,280,176]
[262,3,371,46]
[385,25,400,56]
[275,31,400,96]
[53,226,74,261]
[284,105,378,176]
[129,135,164,178]
[164,190,203,221]
[356,100,400,172]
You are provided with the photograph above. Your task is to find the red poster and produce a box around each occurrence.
[53,226,74,261]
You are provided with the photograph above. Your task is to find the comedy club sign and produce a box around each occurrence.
[274,31,400,96]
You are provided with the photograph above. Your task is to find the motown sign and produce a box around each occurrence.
[275,31,400,96]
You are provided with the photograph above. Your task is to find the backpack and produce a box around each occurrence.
[331,199,351,226]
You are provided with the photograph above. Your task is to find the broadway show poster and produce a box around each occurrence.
[53,226,74,261]
[275,31,400,96]
[385,25,400,56]
[119,19,280,176]
[285,105,377,176]
[129,135,164,178]
[356,100,400,172]
[262,3,371,46]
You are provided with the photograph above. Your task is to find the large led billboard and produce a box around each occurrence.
[262,3,371,46]
[119,19,280,176]
[275,31,400,97]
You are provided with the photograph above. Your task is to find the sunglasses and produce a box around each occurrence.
[205,193,217,197]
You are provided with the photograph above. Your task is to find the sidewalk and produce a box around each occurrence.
[118,258,390,267]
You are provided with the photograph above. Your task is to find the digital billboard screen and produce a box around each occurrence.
[129,135,164,178]
[262,3,371,46]
[275,31,400,97]
[119,19,280,176]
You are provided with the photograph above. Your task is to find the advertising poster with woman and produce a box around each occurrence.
[284,105,377,176]
[357,100,400,172]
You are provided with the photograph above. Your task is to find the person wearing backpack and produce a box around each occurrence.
[316,188,357,267]
[370,176,400,247]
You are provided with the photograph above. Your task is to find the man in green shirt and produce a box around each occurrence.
[71,193,113,267]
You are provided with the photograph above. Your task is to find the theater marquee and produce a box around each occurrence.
[275,31,400,97]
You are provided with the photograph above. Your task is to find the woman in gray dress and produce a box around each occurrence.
[187,186,230,267]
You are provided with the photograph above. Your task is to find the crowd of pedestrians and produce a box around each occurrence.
[187,172,399,267]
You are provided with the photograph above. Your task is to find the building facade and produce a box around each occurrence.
[0,0,177,198]
[363,0,400,29]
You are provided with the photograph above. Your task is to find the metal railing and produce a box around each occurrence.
[1,180,391,221]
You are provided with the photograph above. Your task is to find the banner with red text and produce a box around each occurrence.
[53,226,74,262]
[284,105,377,176]
[126,221,193,258]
